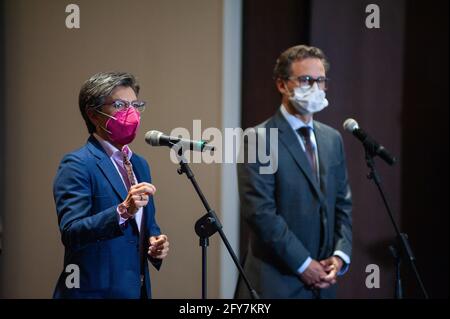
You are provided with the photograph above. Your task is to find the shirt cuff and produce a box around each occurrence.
[297,257,312,274]
[333,250,351,275]
[117,207,129,225]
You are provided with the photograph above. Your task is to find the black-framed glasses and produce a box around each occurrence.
[101,99,147,112]
[288,75,330,90]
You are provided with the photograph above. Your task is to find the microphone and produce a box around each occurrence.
[145,130,215,152]
[343,118,396,165]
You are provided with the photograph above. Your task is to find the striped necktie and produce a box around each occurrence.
[121,148,136,189]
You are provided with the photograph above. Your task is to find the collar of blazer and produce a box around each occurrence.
[86,135,146,202]
[272,110,327,206]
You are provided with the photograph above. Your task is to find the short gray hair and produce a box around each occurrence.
[79,72,140,133]
[273,45,329,80]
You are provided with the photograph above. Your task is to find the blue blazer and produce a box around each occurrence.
[53,136,161,298]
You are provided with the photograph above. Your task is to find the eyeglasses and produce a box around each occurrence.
[288,75,330,90]
[101,99,147,112]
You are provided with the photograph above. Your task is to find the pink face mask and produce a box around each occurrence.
[97,107,141,145]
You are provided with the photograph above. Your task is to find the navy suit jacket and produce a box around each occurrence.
[236,110,352,299]
[53,136,161,298]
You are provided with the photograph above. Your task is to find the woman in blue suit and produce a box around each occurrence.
[53,72,169,299]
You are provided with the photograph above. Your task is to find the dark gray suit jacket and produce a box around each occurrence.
[236,109,352,299]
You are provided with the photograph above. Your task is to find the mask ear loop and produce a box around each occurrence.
[94,108,116,134]
[95,109,117,120]
[282,79,295,98]
[282,80,299,113]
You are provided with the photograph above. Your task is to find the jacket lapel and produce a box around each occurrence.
[314,121,331,197]
[130,155,146,185]
[86,136,128,201]
[130,154,152,238]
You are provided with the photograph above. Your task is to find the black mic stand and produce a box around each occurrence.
[389,245,403,299]
[364,148,428,299]
[176,153,259,299]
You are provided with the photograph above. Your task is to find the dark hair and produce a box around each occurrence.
[79,72,140,133]
[273,45,330,80]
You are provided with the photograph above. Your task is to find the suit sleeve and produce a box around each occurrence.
[238,129,311,275]
[332,134,353,260]
[53,154,123,251]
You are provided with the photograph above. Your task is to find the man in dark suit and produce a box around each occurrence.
[53,72,169,298]
[236,45,352,299]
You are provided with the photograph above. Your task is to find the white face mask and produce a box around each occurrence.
[288,82,329,115]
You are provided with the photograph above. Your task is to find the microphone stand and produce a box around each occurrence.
[176,153,259,299]
[364,148,428,299]
[389,245,403,299]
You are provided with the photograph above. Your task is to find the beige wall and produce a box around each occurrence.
[0,0,225,298]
